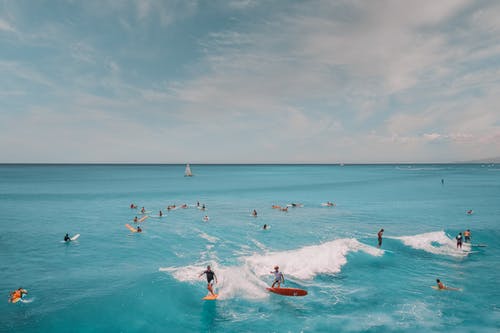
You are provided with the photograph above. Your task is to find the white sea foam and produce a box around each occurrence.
[160,238,383,299]
[392,231,470,257]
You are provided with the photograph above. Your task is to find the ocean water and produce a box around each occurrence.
[1,164,499,333]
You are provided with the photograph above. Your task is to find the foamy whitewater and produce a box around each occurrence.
[1,164,499,332]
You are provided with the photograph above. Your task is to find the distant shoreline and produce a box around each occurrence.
[0,162,497,166]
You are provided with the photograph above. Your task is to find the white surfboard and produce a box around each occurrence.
[71,234,80,241]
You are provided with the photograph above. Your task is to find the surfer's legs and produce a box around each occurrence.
[207,282,215,296]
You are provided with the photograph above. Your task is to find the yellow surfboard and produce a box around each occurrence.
[125,224,138,233]
[138,215,148,223]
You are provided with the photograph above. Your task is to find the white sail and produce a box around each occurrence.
[184,163,193,177]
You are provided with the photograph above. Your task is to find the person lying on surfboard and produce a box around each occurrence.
[270,266,285,288]
[9,288,27,303]
[199,265,218,297]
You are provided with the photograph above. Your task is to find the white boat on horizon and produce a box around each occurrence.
[184,163,193,177]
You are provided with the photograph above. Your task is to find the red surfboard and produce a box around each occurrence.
[266,287,307,296]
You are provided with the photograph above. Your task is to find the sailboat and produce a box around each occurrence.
[184,163,193,177]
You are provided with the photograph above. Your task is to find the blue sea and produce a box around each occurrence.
[1,164,499,332]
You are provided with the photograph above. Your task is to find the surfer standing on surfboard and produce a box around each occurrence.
[199,265,218,297]
[377,229,384,248]
[270,266,285,288]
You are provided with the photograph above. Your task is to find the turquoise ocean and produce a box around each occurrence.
[1,164,499,332]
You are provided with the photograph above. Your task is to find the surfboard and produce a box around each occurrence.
[202,294,218,300]
[471,244,487,247]
[138,215,148,223]
[431,286,461,291]
[70,234,80,241]
[266,287,307,296]
[125,224,138,233]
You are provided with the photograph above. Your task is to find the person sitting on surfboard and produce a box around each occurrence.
[199,265,218,297]
[64,233,71,242]
[9,288,27,303]
[263,224,268,230]
[130,203,137,209]
[436,278,460,291]
[270,266,285,288]
[159,210,163,217]
[436,279,445,290]
[136,226,142,233]
[252,209,258,217]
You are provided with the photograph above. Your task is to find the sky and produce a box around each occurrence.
[0,0,499,163]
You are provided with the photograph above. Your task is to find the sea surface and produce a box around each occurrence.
[1,164,499,332]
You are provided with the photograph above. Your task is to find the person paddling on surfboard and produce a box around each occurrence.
[270,266,285,288]
[9,288,28,303]
[199,265,218,297]
[64,233,71,242]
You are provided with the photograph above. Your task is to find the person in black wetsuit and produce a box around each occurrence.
[377,229,384,248]
[199,265,218,296]
[64,233,71,242]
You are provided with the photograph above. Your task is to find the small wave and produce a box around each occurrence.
[159,238,382,299]
[391,231,469,257]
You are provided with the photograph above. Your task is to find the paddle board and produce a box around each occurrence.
[70,234,80,241]
[266,287,307,296]
[202,294,218,300]
[125,224,138,233]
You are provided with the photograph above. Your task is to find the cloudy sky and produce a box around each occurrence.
[1,0,499,163]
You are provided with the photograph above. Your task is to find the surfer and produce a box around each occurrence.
[326,201,335,207]
[436,279,459,291]
[377,229,384,248]
[141,207,146,214]
[9,288,28,303]
[270,266,285,288]
[137,226,142,233]
[133,216,138,223]
[263,224,268,230]
[464,229,471,243]
[467,209,473,215]
[456,232,463,249]
[441,179,444,185]
[252,210,258,217]
[130,203,137,209]
[159,210,163,217]
[203,216,209,222]
[64,233,71,242]
[199,265,218,297]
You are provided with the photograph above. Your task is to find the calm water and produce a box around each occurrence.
[1,164,499,332]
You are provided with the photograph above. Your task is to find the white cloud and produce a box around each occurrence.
[0,18,15,32]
